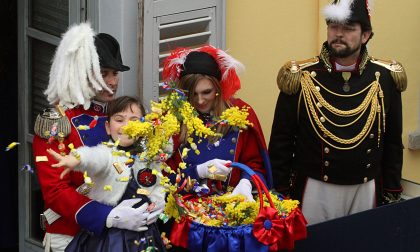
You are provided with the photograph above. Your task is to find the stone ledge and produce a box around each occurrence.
[408,130,420,150]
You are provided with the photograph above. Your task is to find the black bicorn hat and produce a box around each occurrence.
[323,0,372,30]
[94,33,130,72]
[180,51,222,80]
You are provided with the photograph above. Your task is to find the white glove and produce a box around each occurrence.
[146,201,165,225]
[106,199,150,231]
[196,159,232,181]
[231,179,255,202]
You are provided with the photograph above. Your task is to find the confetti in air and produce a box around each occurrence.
[6,142,20,151]
[20,164,34,174]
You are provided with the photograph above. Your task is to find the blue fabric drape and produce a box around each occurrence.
[188,222,269,252]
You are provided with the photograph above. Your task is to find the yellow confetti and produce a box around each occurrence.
[113,162,124,174]
[114,139,120,147]
[181,148,190,158]
[103,185,112,191]
[35,156,48,162]
[125,158,134,165]
[6,142,20,151]
[137,188,150,195]
[118,177,129,182]
[83,171,94,185]
[179,162,186,169]
[77,125,89,130]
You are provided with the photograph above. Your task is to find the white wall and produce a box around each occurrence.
[98,0,139,97]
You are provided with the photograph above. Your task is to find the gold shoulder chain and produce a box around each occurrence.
[300,71,385,150]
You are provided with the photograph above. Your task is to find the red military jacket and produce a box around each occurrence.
[33,102,109,236]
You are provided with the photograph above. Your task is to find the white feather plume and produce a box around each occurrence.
[44,22,112,109]
[216,49,245,81]
[323,0,354,23]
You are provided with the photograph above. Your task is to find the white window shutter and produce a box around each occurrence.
[140,0,225,107]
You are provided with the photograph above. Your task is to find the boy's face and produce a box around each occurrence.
[105,104,143,147]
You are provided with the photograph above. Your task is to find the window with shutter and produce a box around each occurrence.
[139,0,225,105]
[18,0,84,249]
[30,0,69,37]
[29,39,56,134]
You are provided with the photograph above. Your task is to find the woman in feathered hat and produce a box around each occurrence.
[163,45,273,202]
[162,46,273,250]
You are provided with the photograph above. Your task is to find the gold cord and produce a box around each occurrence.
[300,71,384,150]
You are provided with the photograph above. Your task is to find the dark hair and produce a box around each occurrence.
[362,27,374,44]
[107,96,145,119]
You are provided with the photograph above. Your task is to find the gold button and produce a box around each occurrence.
[320,117,325,123]
[311,71,317,77]
[315,86,320,91]
[369,133,375,139]
[324,160,330,167]
[366,164,371,168]
[229,149,235,155]
[363,177,368,183]
[366,149,372,154]
[231,138,237,143]
[323,175,328,182]
[324,147,330,154]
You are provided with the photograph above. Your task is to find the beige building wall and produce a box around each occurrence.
[226,0,420,183]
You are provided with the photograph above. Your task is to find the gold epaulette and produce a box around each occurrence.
[34,105,71,139]
[277,57,319,95]
[370,57,407,92]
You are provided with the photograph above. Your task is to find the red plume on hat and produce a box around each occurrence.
[162,45,245,100]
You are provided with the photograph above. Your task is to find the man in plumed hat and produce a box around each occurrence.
[32,23,152,251]
[269,0,407,225]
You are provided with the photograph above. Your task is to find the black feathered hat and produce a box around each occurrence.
[323,0,373,31]
[180,51,222,80]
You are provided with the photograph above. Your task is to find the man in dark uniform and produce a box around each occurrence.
[269,0,407,225]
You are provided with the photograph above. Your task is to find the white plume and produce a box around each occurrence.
[44,22,112,109]
[323,0,354,23]
[216,49,245,80]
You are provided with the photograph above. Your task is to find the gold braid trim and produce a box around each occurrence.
[34,107,71,139]
[307,72,378,116]
[319,45,332,72]
[276,57,319,95]
[370,58,407,92]
[300,71,385,150]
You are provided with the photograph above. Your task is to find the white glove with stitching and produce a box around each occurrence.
[106,199,150,231]
[231,179,255,202]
